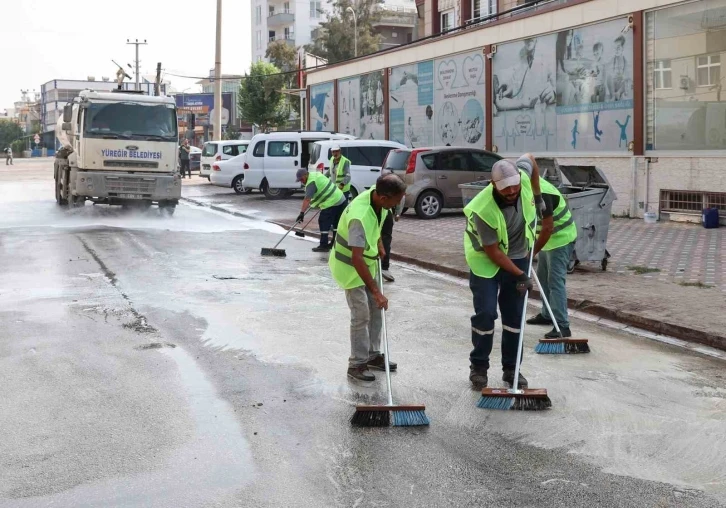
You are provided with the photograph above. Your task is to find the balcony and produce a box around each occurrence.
[371,6,417,28]
[267,11,294,26]
[268,35,296,48]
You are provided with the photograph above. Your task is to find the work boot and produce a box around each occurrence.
[367,354,397,372]
[545,327,572,339]
[469,366,488,389]
[381,270,395,282]
[526,314,552,326]
[312,244,331,253]
[502,369,529,389]
[347,366,375,382]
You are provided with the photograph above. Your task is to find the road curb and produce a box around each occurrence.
[180,197,260,221]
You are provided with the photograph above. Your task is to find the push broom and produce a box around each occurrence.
[260,214,306,257]
[294,209,321,237]
[478,216,552,411]
[532,270,590,354]
[351,260,430,427]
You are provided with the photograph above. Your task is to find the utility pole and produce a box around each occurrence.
[126,39,148,91]
[154,62,162,96]
[213,0,223,140]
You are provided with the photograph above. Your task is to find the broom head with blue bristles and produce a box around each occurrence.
[351,404,430,427]
[477,388,552,411]
[535,338,590,354]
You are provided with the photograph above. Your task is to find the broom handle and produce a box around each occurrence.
[531,270,563,337]
[378,258,394,407]
[512,215,538,393]
[300,209,321,232]
[270,213,306,250]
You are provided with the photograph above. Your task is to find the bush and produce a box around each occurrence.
[11,139,26,157]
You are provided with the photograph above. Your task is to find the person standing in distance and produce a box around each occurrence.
[179,139,191,178]
[326,145,352,201]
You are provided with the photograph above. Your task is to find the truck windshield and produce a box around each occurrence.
[84,102,178,141]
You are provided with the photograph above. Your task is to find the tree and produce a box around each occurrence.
[238,61,289,131]
[266,40,301,118]
[0,119,24,151]
[305,0,383,64]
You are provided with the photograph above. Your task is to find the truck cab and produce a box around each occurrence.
[55,90,181,214]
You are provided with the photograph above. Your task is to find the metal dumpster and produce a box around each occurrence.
[460,181,489,207]
[557,164,617,272]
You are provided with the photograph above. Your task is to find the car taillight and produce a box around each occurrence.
[243,163,249,170]
[316,163,324,172]
[406,149,430,174]
[212,164,220,171]
[215,155,222,161]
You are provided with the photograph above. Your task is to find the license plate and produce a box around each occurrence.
[203,164,210,170]
[120,194,143,199]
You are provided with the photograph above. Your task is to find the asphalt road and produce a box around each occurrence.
[1,159,724,507]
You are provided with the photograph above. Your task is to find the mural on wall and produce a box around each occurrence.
[337,71,386,140]
[389,61,435,148]
[434,51,487,147]
[492,17,633,153]
[309,82,335,132]
[554,18,634,152]
[492,35,558,152]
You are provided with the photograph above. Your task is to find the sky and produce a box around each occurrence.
[0,0,251,111]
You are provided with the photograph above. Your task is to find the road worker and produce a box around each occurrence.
[296,168,348,253]
[326,145,352,201]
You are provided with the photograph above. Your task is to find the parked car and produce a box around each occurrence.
[210,153,252,194]
[189,146,201,172]
[308,140,406,198]
[200,140,250,180]
[243,131,355,199]
[382,147,502,219]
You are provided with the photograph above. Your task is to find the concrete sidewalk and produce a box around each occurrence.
[183,178,726,351]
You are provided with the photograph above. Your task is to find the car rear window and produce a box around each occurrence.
[383,150,411,171]
[310,144,322,165]
[420,153,436,169]
[202,143,217,157]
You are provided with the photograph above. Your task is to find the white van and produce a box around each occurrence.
[243,131,355,199]
[308,140,406,198]
[200,140,250,179]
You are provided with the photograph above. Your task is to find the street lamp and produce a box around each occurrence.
[346,6,357,57]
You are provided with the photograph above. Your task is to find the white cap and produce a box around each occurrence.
[491,160,521,191]
[331,144,341,152]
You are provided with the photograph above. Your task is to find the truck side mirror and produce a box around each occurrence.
[62,122,72,131]
[63,104,73,123]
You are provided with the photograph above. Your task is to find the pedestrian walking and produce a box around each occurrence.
[463,157,553,390]
[179,140,191,178]
[295,168,348,252]
[329,174,407,381]
[519,155,578,339]
[380,193,405,282]
[326,145,352,201]
[4,147,13,166]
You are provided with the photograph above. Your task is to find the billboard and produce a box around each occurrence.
[310,82,335,132]
[389,60,434,148]
[175,92,234,127]
[337,70,386,140]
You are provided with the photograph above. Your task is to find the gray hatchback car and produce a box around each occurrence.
[382,147,502,219]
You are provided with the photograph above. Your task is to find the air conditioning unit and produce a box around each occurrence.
[87,76,96,82]
[679,76,689,90]
[101,77,110,82]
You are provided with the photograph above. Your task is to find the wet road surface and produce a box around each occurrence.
[1,160,725,507]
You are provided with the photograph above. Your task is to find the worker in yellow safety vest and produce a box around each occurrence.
[326,145,352,201]
[518,156,578,339]
[463,157,553,390]
[296,168,349,252]
[328,174,407,382]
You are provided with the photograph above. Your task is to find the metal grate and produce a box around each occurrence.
[104,160,158,169]
[660,189,726,216]
[105,176,155,195]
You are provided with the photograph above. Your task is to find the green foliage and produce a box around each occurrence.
[0,119,24,151]
[266,40,301,118]
[305,0,383,64]
[238,61,290,131]
[11,139,26,156]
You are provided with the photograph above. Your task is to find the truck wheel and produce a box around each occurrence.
[232,175,246,195]
[261,180,285,200]
[55,163,68,206]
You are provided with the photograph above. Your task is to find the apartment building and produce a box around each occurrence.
[305,0,726,223]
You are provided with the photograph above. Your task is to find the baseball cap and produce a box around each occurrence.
[331,144,341,152]
[295,168,309,182]
[491,159,521,191]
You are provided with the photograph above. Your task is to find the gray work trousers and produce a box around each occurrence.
[345,285,382,368]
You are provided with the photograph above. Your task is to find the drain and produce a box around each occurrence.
[135,342,177,350]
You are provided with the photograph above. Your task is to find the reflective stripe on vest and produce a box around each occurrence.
[329,155,351,193]
[329,187,387,289]
[537,179,578,251]
[462,171,536,278]
[307,171,344,209]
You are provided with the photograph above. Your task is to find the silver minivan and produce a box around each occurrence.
[382,147,502,219]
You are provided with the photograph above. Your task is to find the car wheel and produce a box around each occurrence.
[262,180,285,200]
[415,190,442,219]
[232,175,246,195]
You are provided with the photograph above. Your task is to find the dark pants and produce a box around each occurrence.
[319,201,347,246]
[381,211,393,270]
[343,190,351,202]
[180,159,190,177]
[469,257,528,371]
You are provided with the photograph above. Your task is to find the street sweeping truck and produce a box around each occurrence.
[54,90,181,214]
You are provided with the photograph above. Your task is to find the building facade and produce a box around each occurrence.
[306,0,726,222]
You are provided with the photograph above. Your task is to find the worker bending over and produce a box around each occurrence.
[326,145,352,201]
[296,168,348,252]
[463,157,553,389]
[329,174,407,381]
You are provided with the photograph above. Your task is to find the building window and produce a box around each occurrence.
[472,0,495,21]
[697,55,720,87]
[256,31,262,50]
[283,1,290,13]
[255,6,262,24]
[269,5,275,16]
[269,30,276,42]
[441,9,454,32]
[646,0,726,151]
[654,60,671,89]
[310,0,321,19]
